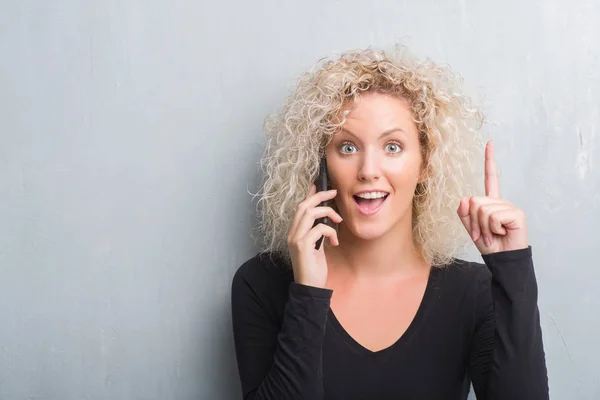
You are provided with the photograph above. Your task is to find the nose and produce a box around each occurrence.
[357,150,381,182]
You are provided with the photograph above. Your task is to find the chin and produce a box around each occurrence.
[344,222,393,241]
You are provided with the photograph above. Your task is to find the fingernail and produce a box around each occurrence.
[472,230,479,241]
[484,236,490,246]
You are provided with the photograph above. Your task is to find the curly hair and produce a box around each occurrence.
[250,44,487,268]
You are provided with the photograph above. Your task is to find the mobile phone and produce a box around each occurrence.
[313,156,330,250]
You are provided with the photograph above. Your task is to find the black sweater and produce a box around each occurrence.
[231,246,548,399]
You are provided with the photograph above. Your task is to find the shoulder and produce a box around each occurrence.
[434,257,491,294]
[430,258,493,329]
[232,252,294,298]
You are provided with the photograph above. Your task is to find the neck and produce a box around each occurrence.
[326,213,428,280]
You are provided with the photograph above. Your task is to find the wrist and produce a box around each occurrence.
[295,275,327,289]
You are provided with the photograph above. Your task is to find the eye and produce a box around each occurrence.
[386,142,402,153]
[340,142,357,154]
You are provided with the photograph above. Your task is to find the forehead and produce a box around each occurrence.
[339,92,418,139]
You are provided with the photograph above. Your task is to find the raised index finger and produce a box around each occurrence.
[485,141,500,198]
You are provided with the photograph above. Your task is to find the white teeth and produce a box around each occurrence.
[355,191,388,199]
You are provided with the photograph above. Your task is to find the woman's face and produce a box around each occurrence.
[325,92,424,241]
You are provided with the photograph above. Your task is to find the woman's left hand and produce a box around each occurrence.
[457,141,529,255]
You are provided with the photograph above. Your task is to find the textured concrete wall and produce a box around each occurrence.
[1,0,598,398]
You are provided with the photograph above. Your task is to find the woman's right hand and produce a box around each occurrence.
[287,184,343,288]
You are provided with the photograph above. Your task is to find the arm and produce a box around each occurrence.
[468,246,549,399]
[231,267,332,400]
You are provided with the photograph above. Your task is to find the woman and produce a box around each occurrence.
[231,45,549,399]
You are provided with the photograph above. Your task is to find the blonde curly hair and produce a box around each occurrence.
[250,44,487,268]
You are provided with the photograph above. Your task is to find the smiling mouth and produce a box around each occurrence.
[352,194,389,215]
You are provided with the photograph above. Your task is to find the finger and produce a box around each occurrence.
[289,188,336,237]
[488,208,524,232]
[297,206,343,239]
[457,196,472,235]
[487,206,511,236]
[304,223,339,248]
[290,184,317,230]
[485,141,501,198]
[469,196,505,241]
[478,204,511,244]
[469,197,481,242]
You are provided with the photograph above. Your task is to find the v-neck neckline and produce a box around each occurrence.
[326,265,440,360]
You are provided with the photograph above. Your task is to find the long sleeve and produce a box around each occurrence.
[468,246,549,399]
[231,265,332,400]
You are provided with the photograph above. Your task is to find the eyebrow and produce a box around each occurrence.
[340,128,406,140]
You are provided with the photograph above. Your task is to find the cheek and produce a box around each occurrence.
[325,163,351,188]
[388,160,422,185]
[326,171,341,189]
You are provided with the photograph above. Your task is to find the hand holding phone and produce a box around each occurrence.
[313,156,330,250]
[286,156,342,288]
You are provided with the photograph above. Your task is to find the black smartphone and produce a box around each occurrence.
[313,156,330,250]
